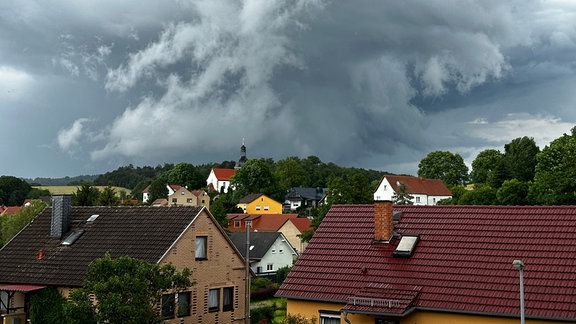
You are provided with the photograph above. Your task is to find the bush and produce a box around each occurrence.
[251,287,279,301]
[251,277,277,293]
[251,305,276,323]
[275,265,292,285]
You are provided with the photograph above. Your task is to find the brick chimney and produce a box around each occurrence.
[374,200,394,242]
[51,195,71,239]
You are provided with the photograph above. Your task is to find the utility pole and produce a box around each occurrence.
[245,221,251,324]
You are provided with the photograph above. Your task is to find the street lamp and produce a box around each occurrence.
[512,260,525,324]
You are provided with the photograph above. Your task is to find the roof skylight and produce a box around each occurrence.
[393,234,419,258]
[61,230,85,246]
[86,214,99,223]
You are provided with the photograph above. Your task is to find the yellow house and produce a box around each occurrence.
[0,195,249,323]
[236,193,282,214]
[276,201,576,324]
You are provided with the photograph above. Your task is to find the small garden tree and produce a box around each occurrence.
[66,252,193,324]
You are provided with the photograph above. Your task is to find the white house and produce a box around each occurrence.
[206,168,235,193]
[229,232,297,277]
[373,175,452,205]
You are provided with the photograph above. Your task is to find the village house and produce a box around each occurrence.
[373,175,451,205]
[229,231,297,278]
[283,187,327,212]
[277,195,576,323]
[206,168,235,194]
[0,195,249,323]
[236,194,283,214]
[227,213,311,254]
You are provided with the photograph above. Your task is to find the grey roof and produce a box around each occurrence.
[0,205,204,287]
[238,193,264,203]
[285,187,327,201]
[229,232,281,260]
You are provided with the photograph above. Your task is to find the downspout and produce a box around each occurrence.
[342,310,351,324]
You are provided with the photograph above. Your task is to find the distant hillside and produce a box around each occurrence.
[25,175,99,186]
[34,186,131,197]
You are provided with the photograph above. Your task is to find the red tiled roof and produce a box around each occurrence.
[213,168,235,180]
[384,175,451,196]
[0,206,21,216]
[288,218,312,232]
[0,284,46,292]
[227,213,298,232]
[277,205,576,321]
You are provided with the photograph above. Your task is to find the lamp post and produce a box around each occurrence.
[245,221,251,324]
[512,260,525,324]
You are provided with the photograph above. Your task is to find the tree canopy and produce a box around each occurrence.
[529,128,576,205]
[67,252,193,324]
[417,151,469,186]
[0,176,31,206]
[165,163,205,190]
[230,159,279,200]
[470,149,502,184]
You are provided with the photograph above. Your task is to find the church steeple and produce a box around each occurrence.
[237,138,247,168]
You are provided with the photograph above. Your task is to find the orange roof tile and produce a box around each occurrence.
[213,168,235,180]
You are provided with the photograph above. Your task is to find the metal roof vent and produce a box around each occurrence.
[393,234,420,258]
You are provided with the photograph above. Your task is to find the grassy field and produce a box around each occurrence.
[34,186,132,197]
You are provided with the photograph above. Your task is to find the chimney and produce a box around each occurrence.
[374,200,394,242]
[51,195,71,239]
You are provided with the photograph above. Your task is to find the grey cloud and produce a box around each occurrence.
[2,0,576,178]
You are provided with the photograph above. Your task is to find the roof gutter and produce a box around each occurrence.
[342,306,576,323]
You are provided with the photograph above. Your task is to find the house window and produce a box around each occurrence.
[187,198,193,203]
[162,294,175,319]
[177,292,191,317]
[375,319,400,324]
[208,289,220,312]
[415,197,421,203]
[234,221,241,228]
[172,198,177,203]
[257,266,263,273]
[202,199,205,203]
[264,205,269,210]
[267,264,273,271]
[223,287,234,311]
[256,205,261,210]
[195,236,207,260]
[279,248,284,254]
[272,248,276,253]
[319,311,340,324]
[181,191,185,195]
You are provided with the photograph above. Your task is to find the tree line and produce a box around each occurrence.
[418,127,576,206]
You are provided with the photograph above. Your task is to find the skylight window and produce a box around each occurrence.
[86,214,99,223]
[393,234,419,258]
[61,230,85,246]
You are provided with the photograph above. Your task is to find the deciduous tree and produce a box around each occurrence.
[470,149,503,184]
[497,179,529,205]
[165,163,204,190]
[72,184,100,206]
[0,176,31,206]
[67,252,193,324]
[418,151,469,186]
[529,128,576,205]
[503,136,540,183]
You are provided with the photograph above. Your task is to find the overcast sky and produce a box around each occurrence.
[1,0,576,179]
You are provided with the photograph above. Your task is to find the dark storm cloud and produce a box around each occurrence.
[1,0,576,178]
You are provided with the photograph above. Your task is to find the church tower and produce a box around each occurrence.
[236,138,247,168]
